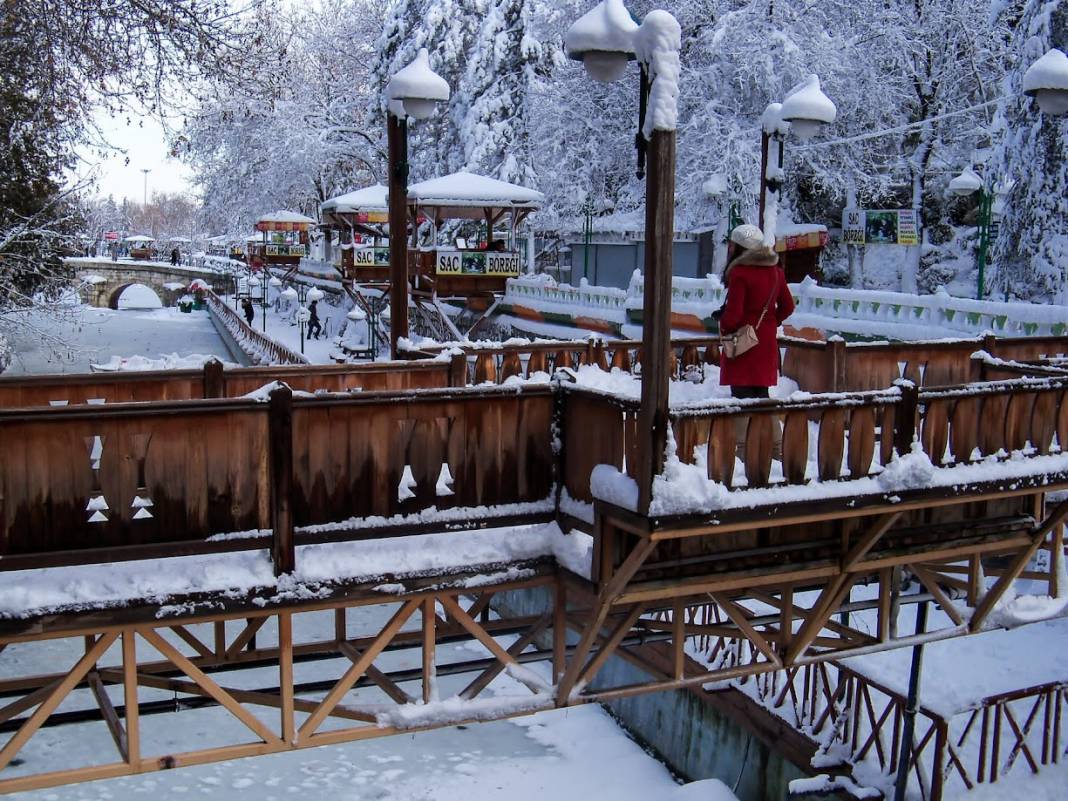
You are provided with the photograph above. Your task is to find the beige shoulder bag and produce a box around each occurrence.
[721,275,778,360]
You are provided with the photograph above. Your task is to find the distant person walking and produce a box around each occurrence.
[170,247,180,266]
[308,299,322,340]
[718,224,794,398]
[241,297,255,325]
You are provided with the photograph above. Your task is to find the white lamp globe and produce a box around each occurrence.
[347,307,367,322]
[565,0,638,84]
[281,287,298,301]
[386,49,450,120]
[268,276,282,287]
[1023,49,1068,117]
[779,74,837,141]
[307,287,325,302]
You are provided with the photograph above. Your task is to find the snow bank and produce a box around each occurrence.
[90,353,233,372]
[116,283,163,310]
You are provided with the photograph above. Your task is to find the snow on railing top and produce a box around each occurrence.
[505,274,1068,338]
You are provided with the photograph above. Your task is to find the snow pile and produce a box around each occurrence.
[0,522,581,618]
[1022,48,1068,94]
[635,11,681,137]
[90,353,233,372]
[386,47,450,106]
[875,443,935,491]
[564,0,638,58]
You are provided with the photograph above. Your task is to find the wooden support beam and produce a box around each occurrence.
[88,672,127,761]
[298,600,419,740]
[169,625,214,661]
[122,631,139,765]
[573,604,648,693]
[139,629,282,746]
[971,498,1068,631]
[0,632,117,771]
[337,641,413,705]
[439,596,546,694]
[460,615,550,699]
[910,565,964,626]
[784,575,861,665]
[422,598,436,704]
[278,613,295,744]
[224,617,267,661]
[0,679,64,725]
[710,594,781,668]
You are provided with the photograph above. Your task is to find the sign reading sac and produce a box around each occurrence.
[841,209,921,246]
[435,250,521,277]
[352,247,390,267]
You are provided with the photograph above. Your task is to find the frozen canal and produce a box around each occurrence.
[2,306,237,375]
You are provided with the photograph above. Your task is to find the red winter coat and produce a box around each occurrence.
[719,261,794,387]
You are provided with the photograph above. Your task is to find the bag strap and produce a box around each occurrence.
[753,271,780,330]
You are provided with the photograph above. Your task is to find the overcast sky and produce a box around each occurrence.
[74,108,194,204]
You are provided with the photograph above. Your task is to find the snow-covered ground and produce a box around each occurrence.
[1,306,235,375]
[224,291,358,365]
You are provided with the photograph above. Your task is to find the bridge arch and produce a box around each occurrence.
[109,282,164,310]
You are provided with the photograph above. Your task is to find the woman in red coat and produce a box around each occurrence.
[719,224,795,398]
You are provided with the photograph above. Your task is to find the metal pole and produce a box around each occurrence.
[757,129,770,233]
[141,169,150,207]
[387,112,410,358]
[893,599,929,801]
[636,127,676,514]
[976,188,992,300]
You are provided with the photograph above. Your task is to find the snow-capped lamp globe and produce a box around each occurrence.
[948,168,984,197]
[306,286,325,303]
[1022,48,1068,117]
[280,287,298,302]
[346,307,367,322]
[268,275,282,288]
[564,0,638,83]
[778,74,837,141]
[385,48,450,120]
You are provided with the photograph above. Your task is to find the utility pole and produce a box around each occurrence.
[141,168,151,207]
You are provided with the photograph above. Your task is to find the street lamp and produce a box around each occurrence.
[758,75,836,246]
[566,0,681,513]
[384,48,450,358]
[1023,48,1068,116]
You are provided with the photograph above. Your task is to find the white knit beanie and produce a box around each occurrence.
[730,224,765,251]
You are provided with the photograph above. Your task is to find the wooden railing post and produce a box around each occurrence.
[894,380,919,457]
[830,337,847,393]
[203,358,225,398]
[448,352,468,387]
[269,385,295,576]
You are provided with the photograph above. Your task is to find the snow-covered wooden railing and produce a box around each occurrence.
[0,357,457,409]
[0,382,555,572]
[505,274,1068,338]
[205,290,310,366]
[190,254,246,274]
[727,659,1068,801]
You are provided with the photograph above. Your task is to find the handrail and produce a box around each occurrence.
[205,290,309,365]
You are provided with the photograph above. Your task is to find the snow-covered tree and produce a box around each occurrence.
[989,0,1068,301]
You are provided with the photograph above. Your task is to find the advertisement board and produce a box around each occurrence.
[353,247,390,267]
[435,250,521,277]
[841,209,921,246]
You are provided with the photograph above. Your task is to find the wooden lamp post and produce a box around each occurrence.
[566,1,682,513]
[384,49,450,358]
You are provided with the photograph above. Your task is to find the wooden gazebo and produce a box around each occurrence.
[321,185,390,283]
[248,210,315,270]
[401,171,543,297]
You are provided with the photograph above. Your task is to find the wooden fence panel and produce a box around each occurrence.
[0,404,271,556]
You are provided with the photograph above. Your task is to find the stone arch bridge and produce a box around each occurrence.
[68,258,232,309]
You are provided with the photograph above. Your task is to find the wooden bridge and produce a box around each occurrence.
[0,333,1066,794]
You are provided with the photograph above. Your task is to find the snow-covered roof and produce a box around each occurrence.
[321,184,389,214]
[1023,48,1068,93]
[776,223,827,237]
[257,210,317,225]
[565,0,638,58]
[406,171,544,212]
[168,236,192,243]
[124,234,154,242]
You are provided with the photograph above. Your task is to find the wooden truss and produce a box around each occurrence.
[1,496,1065,792]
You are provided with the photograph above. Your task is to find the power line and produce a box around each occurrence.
[795,99,1001,151]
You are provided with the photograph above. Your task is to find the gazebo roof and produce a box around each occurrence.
[321,185,389,214]
[255,210,316,232]
[404,172,543,218]
[124,234,155,242]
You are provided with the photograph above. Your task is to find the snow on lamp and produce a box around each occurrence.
[386,48,450,120]
[948,168,983,197]
[565,0,638,83]
[1023,48,1068,117]
[306,286,325,302]
[778,74,837,141]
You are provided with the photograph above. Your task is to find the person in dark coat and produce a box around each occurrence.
[241,297,254,325]
[308,300,322,340]
[718,224,795,398]
[170,247,180,266]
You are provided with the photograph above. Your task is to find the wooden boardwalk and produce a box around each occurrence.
[0,333,1066,794]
